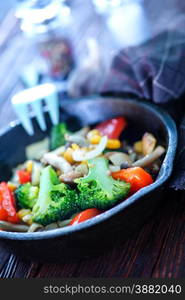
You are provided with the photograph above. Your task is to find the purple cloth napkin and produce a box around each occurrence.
[102,30,185,104]
[101,29,185,189]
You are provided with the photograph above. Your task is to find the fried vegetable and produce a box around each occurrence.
[26,138,49,160]
[31,162,43,186]
[50,123,68,150]
[0,220,29,232]
[112,167,154,193]
[75,157,130,210]
[107,152,132,166]
[132,146,165,168]
[32,166,78,226]
[42,152,72,174]
[72,136,108,161]
[70,208,101,225]
[15,183,39,209]
[142,132,157,155]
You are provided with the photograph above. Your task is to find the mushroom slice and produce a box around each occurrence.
[65,126,90,147]
[142,132,157,155]
[42,152,72,173]
[132,146,165,168]
[60,171,83,183]
[60,164,88,184]
[106,152,132,166]
[0,221,29,232]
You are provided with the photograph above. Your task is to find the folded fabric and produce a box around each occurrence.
[101,30,185,104]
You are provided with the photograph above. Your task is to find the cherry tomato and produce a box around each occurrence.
[112,167,153,193]
[96,117,127,139]
[70,208,102,225]
[17,170,31,184]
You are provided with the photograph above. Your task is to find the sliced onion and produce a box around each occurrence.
[72,136,108,161]
[109,165,121,172]
[107,152,132,166]
[31,162,43,186]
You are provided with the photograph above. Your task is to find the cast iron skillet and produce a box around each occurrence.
[0,97,177,262]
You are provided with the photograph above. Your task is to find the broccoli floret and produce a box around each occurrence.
[50,122,68,150]
[15,183,39,209]
[75,157,130,210]
[32,166,78,226]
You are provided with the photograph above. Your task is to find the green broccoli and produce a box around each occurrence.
[50,122,68,150]
[15,183,39,209]
[75,157,130,210]
[32,165,78,226]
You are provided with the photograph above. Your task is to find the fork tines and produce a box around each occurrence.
[11,83,59,135]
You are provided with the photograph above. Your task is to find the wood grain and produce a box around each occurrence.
[0,190,185,278]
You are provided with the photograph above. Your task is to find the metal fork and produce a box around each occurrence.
[11,82,67,135]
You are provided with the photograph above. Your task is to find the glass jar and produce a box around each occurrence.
[15,0,75,82]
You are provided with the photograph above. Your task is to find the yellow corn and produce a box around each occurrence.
[87,129,102,145]
[63,147,75,164]
[81,147,90,151]
[134,141,143,153]
[90,135,101,144]
[7,182,17,192]
[71,143,80,150]
[18,209,33,225]
[26,160,33,173]
[87,129,101,139]
[17,209,32,220]
[106,139,121,149]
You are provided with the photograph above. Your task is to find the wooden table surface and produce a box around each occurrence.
[0,1,185,279]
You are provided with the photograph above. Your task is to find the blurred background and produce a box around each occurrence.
[0,0,185,129]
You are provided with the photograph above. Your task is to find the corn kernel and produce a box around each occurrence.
[17,209,32,220]
[87,129,101,139]
[134,141,143,153]
[63,147,75,164]
[90,135,101,144]
[7,182,17,191]
[106,139,121,149]
[81,147,89,151]
[71,143,80,150]
[26,160,33,173]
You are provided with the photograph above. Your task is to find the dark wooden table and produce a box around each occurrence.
[0,1,185,279]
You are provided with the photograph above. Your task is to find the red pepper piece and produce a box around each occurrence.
[17,170,31,184]
[96,117,127,139]
[70,208,101,225]
[0,182,19,223]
